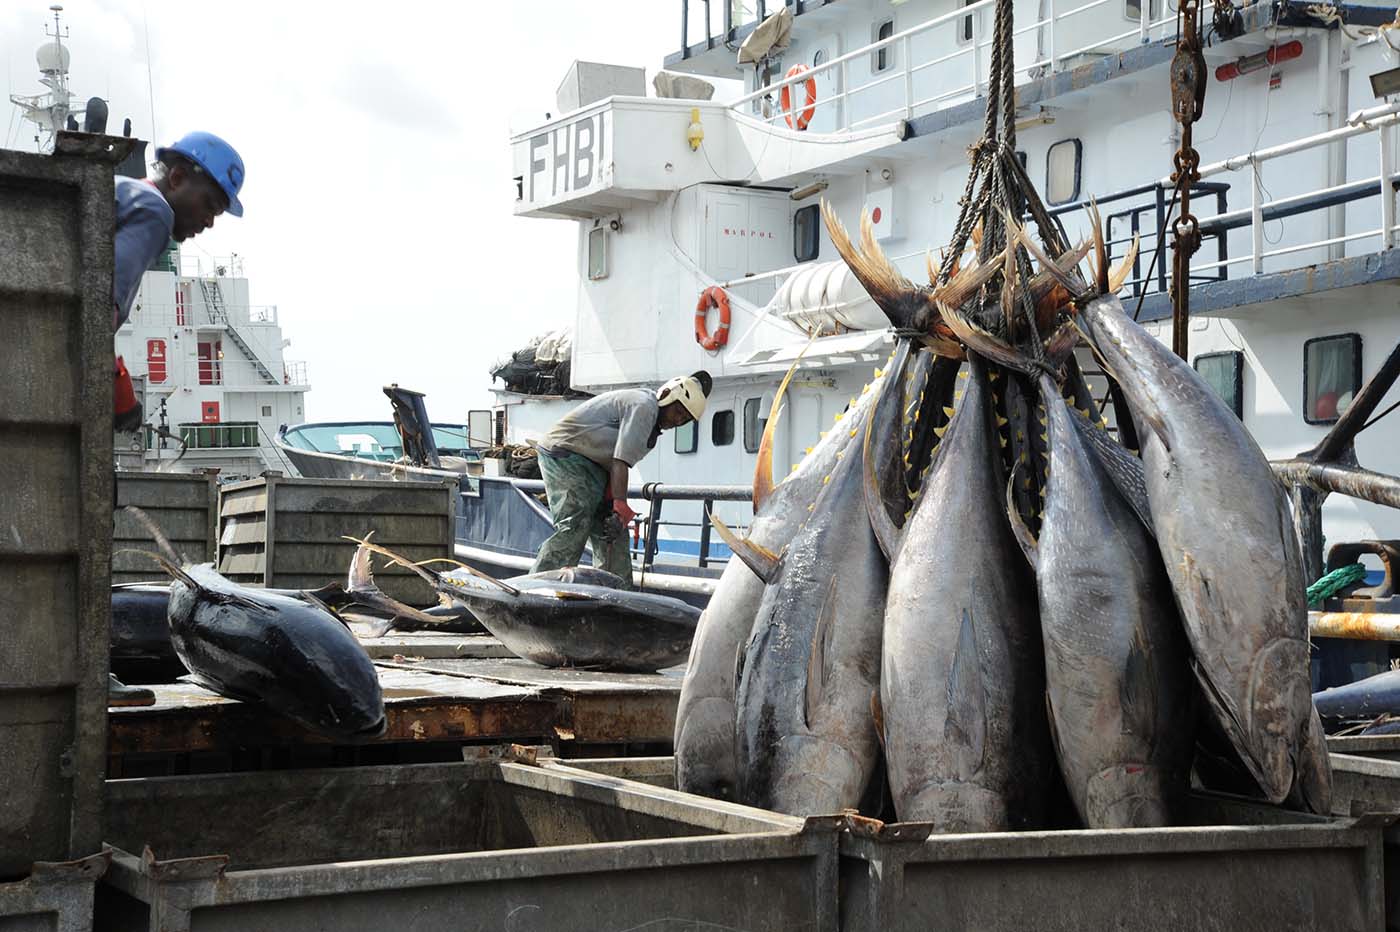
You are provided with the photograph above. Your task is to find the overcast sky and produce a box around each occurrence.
[2,1,683,422]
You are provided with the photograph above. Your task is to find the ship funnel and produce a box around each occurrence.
[82,97,108,134]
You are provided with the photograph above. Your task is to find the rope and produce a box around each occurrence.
[1307,563,1368,606]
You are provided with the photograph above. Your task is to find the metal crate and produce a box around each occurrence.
[113,471,219,584]
[555,756,1389,931]
[0,852,107,932]
[98,759,838,931]
[217,472,457,606]
[0,135,128,877]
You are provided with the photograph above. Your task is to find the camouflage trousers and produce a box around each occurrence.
[531,449,635,588]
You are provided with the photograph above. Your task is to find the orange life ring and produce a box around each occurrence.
[695,286,731,351]
[780,65,817,131]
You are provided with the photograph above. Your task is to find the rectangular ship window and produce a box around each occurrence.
[1046,138,1082,206]
[675,419,698,454]
[588,227,608,281]
[1304,334,1362,425]
[1193,351,1244,419]
[712,410,735,446]
[743,397,767,453]
[794,204,820,262]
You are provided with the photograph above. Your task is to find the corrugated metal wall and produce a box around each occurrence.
[218,474,457,606]
[0,135,127,877]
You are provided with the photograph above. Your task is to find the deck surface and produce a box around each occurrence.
[107,655,684,760]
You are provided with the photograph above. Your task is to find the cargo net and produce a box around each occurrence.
[490,328,586,398]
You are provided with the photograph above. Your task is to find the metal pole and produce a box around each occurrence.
[698,500,714,569]
[1250,160,1264,274]
[841,59,851,131]
[903,35,914,120]
[682,0,690,57]
[1381,123,1395,248]
[972,11,983,99]
[1289,484,1327,585]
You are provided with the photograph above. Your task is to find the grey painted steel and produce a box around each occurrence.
[1328,753,1400,930]
[99,760,838,932]
[0,851,108,932]
[1333,735,1400,762]
[560,757,1388,930]
[113,471,219,584]
[0,136,124,878]
[217,471,457,606]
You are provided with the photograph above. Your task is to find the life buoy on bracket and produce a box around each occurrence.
[780,65,817,131]
[695,286,731,352]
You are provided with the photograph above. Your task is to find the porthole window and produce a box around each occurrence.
[1193,351,1244,419]
[675,419,697,454]
[1046,138,1083,206]
[587,227,608,281]
[743,397,767,453]
[712,410,735,446]
[1304,334,1362,425]
[794,204,820,262]
[873,20,895,72]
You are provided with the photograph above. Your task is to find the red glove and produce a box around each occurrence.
[612,497,637,527]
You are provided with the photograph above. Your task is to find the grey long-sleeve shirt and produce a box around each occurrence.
[113,176,175,328]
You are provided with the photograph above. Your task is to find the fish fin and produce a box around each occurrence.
[1014,225,1089,301]
[945,610,988,778]
[123,505,187,565]
[733,640,747,697]
[540,589,600,602]
[299,588,351,631]
[1108,234,1140,293]
[1066,412,1157,538]
[938,300,1032,373]
[804,576,840,730]
[1086,199,1109,294]
[114,547,203,593]
[936,246,1008,311]
[1004,466,1040,571]
[755,335,812,510]
[342,535,521,597]
[706,511,781,583]
[863,357,908,561]
[822,200,932,330]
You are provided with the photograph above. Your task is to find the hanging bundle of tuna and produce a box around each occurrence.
[674,0,1326,826]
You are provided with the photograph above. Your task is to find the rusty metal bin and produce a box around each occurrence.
[0,852,108,931]
[556,756,1388,931]
[98,759,838,931]
[217,472,457,606]
[0,136,125,878]
[113,471,219,584]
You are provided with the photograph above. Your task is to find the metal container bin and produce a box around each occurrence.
[113,471,219,584]
[98,759,838,931]
[0,136,125,878]
[555,756,1388,931]
[0,852,108,932]
[217,472,457,605]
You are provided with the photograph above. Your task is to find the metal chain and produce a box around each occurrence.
[1169,0,1208,359]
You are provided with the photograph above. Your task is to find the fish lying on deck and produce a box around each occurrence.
[122,508,386,740]
[1024,221,1321,807]
[111,584,189,682]
[348,540,700,673]
[675,355,881,801]
[1315,669,1400,726]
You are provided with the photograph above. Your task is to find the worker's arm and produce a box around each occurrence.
[609,459,629,501]
[609,459,636,526]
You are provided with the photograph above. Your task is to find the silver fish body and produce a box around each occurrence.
[733,400,886,815]
[675,382,880,800]
[882,357,1052,830]
[1076,295,1314,803]
[1033,374,1195,827]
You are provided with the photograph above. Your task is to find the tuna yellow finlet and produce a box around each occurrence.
[823,475,832,484]
[849,429,858,438]
[942,406,956,418]
[933,426,948,437]
[996,415,1009,427]
[874,368,884,378]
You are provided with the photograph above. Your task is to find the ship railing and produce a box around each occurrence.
[722,0,1173,133]
[506,478,753,571]
[176,253,246,279]
[143,358,310,389]
[124,303,281,328]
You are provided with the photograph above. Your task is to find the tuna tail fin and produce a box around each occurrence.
[342,538,459,627]
[938,302,1034,374]
[1086,199,1110,294]
[113,547,201,593]
[822,199,931,330]
[1108,234,1140,294]
[755,335,813,511]
[1013,225,1092,303]
[123,505,187,565]
[706,510,781,583]
[1004,465,1040,571]
[342,535,521,597]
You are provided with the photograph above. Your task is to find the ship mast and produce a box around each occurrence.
[8,5,83,152]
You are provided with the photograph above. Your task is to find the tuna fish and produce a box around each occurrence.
[1315,669,1400,726]
[111,584,188,683]
[675,363,882,800]
[880,354,1053,829]
[349,540,700,672]
[1023,221,1318,805]
[717,378,888,814]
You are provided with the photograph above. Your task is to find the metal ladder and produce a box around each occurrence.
[197,277,279,385]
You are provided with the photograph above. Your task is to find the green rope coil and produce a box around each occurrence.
[1307,563,1368,607]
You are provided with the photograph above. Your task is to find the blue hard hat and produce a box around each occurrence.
[155,131,245,217]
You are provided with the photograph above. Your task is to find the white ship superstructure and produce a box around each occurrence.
[114,253,310,476]
[502,0,1400,553]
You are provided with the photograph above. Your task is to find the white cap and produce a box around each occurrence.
[657,374,708,422]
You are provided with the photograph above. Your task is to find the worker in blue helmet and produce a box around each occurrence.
[108,131,244,708]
